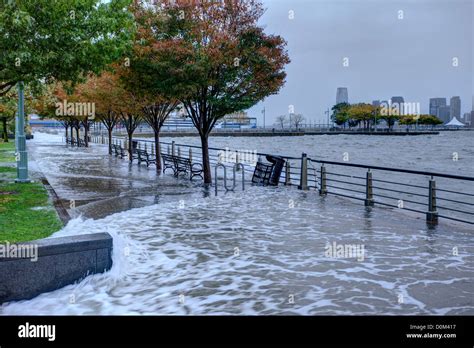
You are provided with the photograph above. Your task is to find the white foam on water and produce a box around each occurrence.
[1,189,473,315]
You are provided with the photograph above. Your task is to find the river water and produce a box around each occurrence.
[0,131,473,315]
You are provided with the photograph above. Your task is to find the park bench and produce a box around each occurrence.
[136,149,156,167]
[161,153,203,181]
[112,144,126,159]
[162,154,176,174]
[131,148,139,161]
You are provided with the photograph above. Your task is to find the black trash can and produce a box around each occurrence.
[265,155,285,186]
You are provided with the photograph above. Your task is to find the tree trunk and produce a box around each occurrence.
[2,117,8,142]
[108,127,113,155]
[70,125,74,143]
[200,134,212,184]
[75,126,80,146]
[64,125,68,140]
[128,131,133,162]
[154,131,161,173]
[83,121,89,147]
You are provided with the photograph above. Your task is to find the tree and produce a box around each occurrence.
[348,103,377,130]
[1,86,37,141]
[399,115,417,128]
[0,0,134,96]
[140,100,179,172]
[139,0,290,184]
[331,103,350,128]
[0,92,17,142]
[290,114,305,129]
[275,115,287,129]
[70,72,122,154]
[120,5,180,172]
[398,114,441,130]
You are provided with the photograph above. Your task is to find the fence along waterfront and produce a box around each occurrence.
[93,135,474,226]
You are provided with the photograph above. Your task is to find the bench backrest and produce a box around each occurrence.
[161,154,174,161]
[175,157,191,165]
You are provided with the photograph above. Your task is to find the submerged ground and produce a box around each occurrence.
[1,132,473,315]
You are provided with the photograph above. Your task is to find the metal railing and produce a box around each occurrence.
[93,135,474,226]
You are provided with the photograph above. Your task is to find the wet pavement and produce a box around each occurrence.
[28,132,205,220]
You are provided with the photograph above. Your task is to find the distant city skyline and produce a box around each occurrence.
[247,0,473,126]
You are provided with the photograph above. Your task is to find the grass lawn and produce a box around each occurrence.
[0,141,63,243]
[0,141,15,162]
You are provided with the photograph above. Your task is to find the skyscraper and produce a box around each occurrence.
[336,87,349,105]
[437,106,451,123]
[429,98,447,116]
[391,96,404,115]
[450,96,461,119]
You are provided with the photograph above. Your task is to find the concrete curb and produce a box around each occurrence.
[0,233,113,304]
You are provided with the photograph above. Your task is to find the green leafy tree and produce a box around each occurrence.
[0,0,134,96]
[331,103,350,128]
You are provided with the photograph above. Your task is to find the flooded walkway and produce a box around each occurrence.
[1,132,473,315]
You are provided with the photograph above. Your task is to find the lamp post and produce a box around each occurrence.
[262,107,266,129]
[15,81,30,183]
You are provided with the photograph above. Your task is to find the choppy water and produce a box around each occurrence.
[162,130,474,175]
[1,131,473,315]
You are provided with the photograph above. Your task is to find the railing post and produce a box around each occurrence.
[167,144,170,155]
[319,165,327,196]
[285,161,291,185]
[171,141,175,157]
[427,176,438,225]
[235,151,240,171]
[151,142,154,155]
[177,146,181,158]
[365,169,374,206]
[298,153,308,190]
[189,148,192,162]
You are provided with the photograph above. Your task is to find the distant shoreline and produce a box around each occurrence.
[128,130,445,138]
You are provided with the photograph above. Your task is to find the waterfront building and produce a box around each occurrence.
[429,98,447,116]
[450,96,461,119]
[336,87,349,104]
[217,112,257,129]
[462,112,470,123]
[437,106,451,123]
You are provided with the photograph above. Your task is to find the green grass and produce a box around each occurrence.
[0,141,63,243]
[0,181,63,243]
[0,166,16,181]
[0,141,15,162]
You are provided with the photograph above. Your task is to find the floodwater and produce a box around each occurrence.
[1,131,473,315]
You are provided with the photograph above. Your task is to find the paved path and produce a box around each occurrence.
[28,132,206,220]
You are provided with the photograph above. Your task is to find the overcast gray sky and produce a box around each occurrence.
[248,0,474,125]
